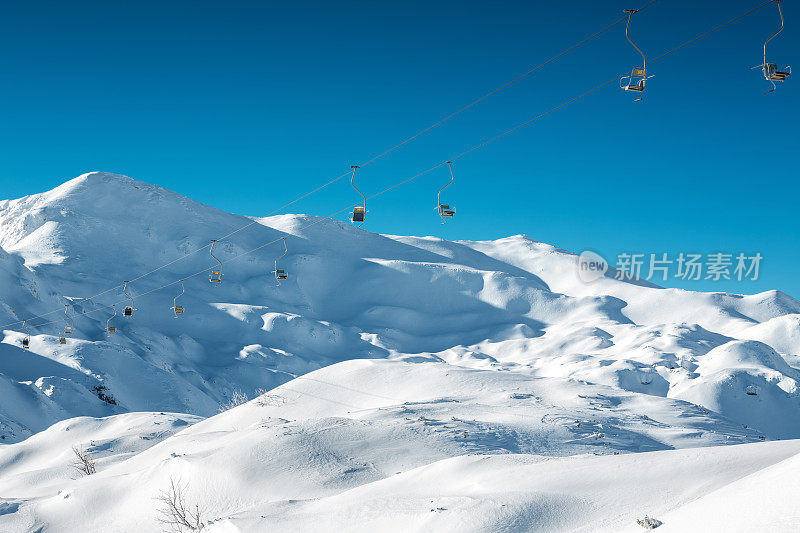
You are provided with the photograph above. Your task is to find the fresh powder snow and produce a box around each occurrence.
[0,172,798,531]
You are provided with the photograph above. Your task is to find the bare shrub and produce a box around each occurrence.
[156,478,204,531]
[218,390,249,412]
[72,445,96,476]
[255,390,286,407]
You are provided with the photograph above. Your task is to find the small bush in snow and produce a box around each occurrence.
[637,515,663,529]
[156,478,204,531]
[72,446,96,476]
[91,384,117,405]
[218,390,249,412]
[255,391,286,407]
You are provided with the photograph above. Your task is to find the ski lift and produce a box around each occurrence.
[273,238,288,285]
[107,304,117,334]
[745,385,758,396]
[122,281,135,317]
[349,165,366,226]
[22,320,30,349]
[61,304,74,344]
[620,9,653,101]
[753,0,790,93]
[437,161,456,223]
[209,240,223,283]
[172,280,185,318]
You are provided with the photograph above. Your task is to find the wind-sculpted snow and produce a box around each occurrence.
[0,172,799,530]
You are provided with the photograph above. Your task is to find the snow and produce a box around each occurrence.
[0,172,798,531]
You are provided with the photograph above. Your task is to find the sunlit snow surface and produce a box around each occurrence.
[0,173,798,531]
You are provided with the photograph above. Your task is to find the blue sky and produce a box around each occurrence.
[0,0,797,297]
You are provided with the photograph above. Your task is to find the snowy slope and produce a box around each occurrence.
[0,172,799,531]
[1,359,797,532]
[0,172,797,443]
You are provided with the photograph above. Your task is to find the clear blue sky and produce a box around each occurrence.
[0,0,797,297]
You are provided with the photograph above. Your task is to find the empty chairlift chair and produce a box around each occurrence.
[107,304,117,334]
[122,281,135,317]
[755,0,791,92]
[349,166,367,226]
[437,161,457,223]
[172,280,185,318]
[273,238,289,285]
[61,305,74,344]
[620,9,652,101]
[209,240,223,283]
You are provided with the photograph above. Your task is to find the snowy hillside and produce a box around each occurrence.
[0,172,799,531]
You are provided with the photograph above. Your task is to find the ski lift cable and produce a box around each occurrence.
[0,2,664,332]
[18,0,770,332]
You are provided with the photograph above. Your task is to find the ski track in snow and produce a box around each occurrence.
[0,172,798,531]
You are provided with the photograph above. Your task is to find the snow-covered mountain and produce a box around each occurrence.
[1,172,799,531]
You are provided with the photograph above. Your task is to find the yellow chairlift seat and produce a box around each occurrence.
[124,306,133,317]
[174,306,184,315]
[351,206,365,223]
[210,271,223,283]
[107,326,116,334]
[22,338,30,349]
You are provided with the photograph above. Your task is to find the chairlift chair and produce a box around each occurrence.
[63,305,74,335]
[351,206,365,223]
[765,63,791,81]
[273,238,289,284]
[209,240,223,283]
[620,9,652,101]
[61,304,74,344]
[122,281,135,317]
[438,204,455,218]
[172,280,185,318]
[21,320,30,349]
[107,304,117,334]
[349,166,367,226]
[756,0,791,92]
[437,162,457,223]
